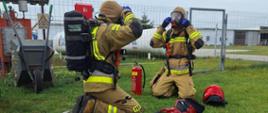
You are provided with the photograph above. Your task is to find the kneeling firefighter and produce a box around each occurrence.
[64,0,144,113]
[149,6,204,112]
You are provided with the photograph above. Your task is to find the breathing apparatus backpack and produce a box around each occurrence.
[64,11,97,72]
[64,11,118,87]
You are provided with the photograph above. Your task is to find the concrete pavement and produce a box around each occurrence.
[195,49,268,62]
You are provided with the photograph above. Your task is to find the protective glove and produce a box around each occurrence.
[161,17,172,28]
[179,18,191,28]
[150,40,154,47]
[122,6,132,14]
[121,6,133,24]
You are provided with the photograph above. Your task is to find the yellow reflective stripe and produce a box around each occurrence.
[111,24,120,31]
[93,40,105,60]
[108,105,118,113]
[170,69,189,75]
[115,26,120,31]
[91,27,98,38]
[113,106,118,113]
[108,105,112,113]
[189,31,201,40]
[153,32,162,40]
[91,27,105,60]
[162,33,167,42]
[124,13,135,23]
[84,76,113,84]
[169,37,186,43]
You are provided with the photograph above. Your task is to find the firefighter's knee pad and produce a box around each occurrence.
[152,90,172,98]
[72,95,96,113]
[151,88,163,97]
[178,87,196,99]
[178,90,195,99]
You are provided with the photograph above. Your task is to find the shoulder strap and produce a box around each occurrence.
[184,30,192,56]
[184,30,190,42]
[184,30,195,76]
[165,29,186,43]
[165,30,172,43]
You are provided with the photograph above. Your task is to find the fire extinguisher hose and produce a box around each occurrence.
[139,64,146,89]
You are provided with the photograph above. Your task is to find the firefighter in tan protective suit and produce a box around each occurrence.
[73,1,144,113]
[150,6,204,99]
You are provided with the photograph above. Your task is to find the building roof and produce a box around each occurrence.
[197,27,263,31]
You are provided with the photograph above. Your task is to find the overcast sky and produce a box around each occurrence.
[1,0,267,29]
[115,0,268,13]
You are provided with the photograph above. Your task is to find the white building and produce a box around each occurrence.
[199,27,268,46]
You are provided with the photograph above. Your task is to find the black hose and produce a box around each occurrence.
[134,61,146,89]
[139,64,146,89]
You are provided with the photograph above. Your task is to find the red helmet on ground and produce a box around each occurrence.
[159,107,181,113]
[158,99,204,113]
[203,84,227,106]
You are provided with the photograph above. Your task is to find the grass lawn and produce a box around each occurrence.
[0,57,268,113]
[204,45,268,56]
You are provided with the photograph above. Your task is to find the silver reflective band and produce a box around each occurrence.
[64,17,84,21]
[92,70,114,77]
[66,36,84,41]
[65,55,86,60]
[170,64,189,70]
[67,24,82,32]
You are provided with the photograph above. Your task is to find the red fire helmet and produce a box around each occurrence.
[203,84,227,105]
[159,107,181,113]
[158,99,205,113]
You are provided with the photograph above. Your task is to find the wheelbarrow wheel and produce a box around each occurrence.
[33,70,43,93]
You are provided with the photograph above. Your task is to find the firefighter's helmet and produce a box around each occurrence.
[171,6,186,18]
[99,0,123,23]
[203,84,227,106]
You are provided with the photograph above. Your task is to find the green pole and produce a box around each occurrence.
[2,0,8,13]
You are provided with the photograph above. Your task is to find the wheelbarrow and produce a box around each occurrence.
[11,39,54,93]
[2,1,54,93]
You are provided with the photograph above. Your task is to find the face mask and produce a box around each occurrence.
[171,12,182,23]
[171,12,182,28]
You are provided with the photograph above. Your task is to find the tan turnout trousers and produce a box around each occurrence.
[88,87,143,113]
[150,66,196,98]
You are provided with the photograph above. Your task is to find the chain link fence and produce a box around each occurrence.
[1,0,268,70]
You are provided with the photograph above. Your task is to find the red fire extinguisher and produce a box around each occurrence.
[131,62,146,95]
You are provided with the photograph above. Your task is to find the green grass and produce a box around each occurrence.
[1,57,268,113]
[204,45,268,56]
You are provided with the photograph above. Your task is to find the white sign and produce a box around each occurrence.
[38,13,49,29]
